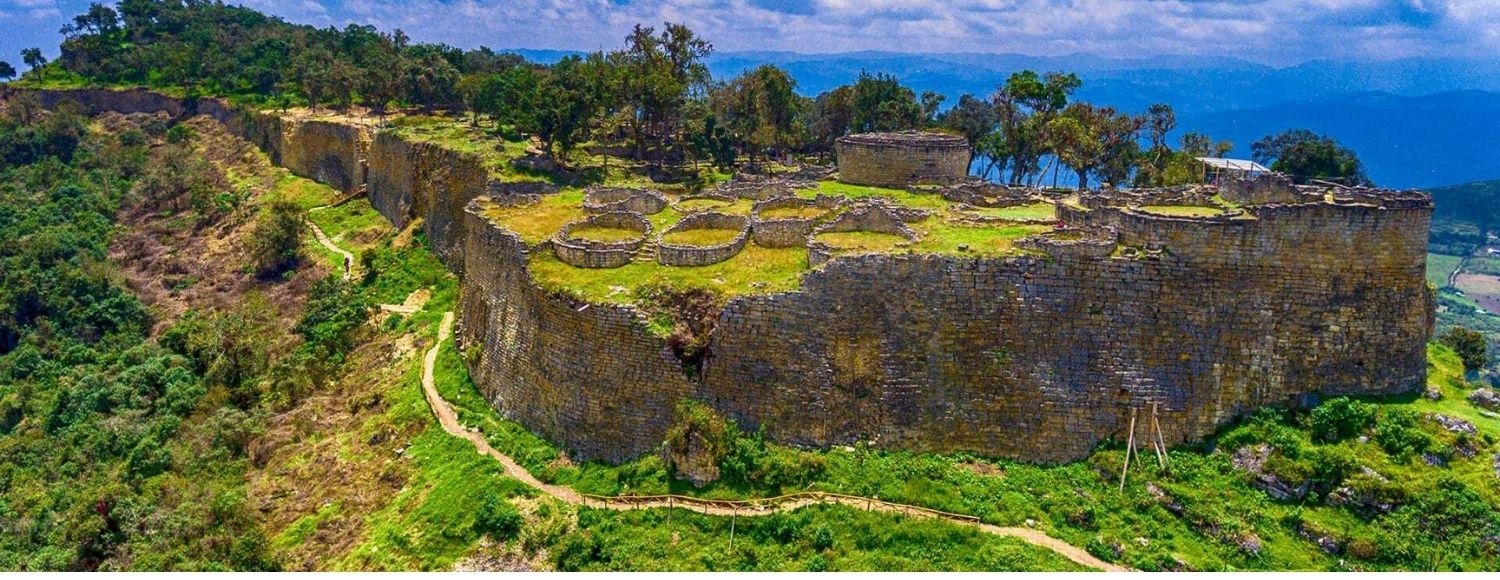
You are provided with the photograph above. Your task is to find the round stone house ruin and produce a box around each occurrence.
[552,211,651,268]
[835,132,969,188]
[657,212,751,266]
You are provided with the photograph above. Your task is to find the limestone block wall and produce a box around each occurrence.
[836,133,970,188]
[750,197,839,248]
[552,212,651,269]
[18,89,1435,465]
[364,134,490,271]
[461,206,696,461]
[699,216,1432,460]
[656,212,750,266]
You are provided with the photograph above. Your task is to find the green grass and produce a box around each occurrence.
[569,226,646,243]
[384,116,543,182]
[805,181,948,211]
[815,231,909,252]
[479,192,588,244]
[662,228,742,246]
[759,205,829,220]
[678,198,732,211]
[910,221,1050,257]
[1428,253,1463,289]
[1139,205,1226,218]
[963,202,1057,221]
[274,172,341,211]
[560,505,1088,571]
[528,244,808,304]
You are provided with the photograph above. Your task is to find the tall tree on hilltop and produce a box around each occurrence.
[807,85,855,158]
[0,61,15,81]
[849,71,922,133]
[1133,103,1177,187]
[711,64,802,159]
[531,54,610,161]
[1048,102,1142,190]
[991,70,1080,185]
[1252,129,1370,186]
[940,93,997,171]
[617,23,712,164]
[21,48,46,78]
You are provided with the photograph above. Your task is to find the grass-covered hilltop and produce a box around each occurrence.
[2,0,1497,573]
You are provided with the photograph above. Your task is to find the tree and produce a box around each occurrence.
[940,94,996,169]
[530,54,607,161]
[849,71,922,133]
[808,85,855,155]
[991,70,1081,185]
[21,48,47,78]
[711,64,801,159]
[0,61,15,81]
[248,199,304,277]
[1251,129,1370,185]
[1048,102,1141,190]
[1439,327,1488,373]
[616,22,712,164]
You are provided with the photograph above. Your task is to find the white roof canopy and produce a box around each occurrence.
[1196,157,1270,172]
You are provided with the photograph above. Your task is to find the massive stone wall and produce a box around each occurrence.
[460,207,696,461]
[700,201,1432,460]
[835,132,970,188]
[15,88,1435,465]
[364,134,489,271]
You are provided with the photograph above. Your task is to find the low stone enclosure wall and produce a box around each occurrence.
[807,204,921,266]
[750,196,842,248]
[835,131,970,188]
[15,88,1436,465]
[584,186,668,215]
[657,212,751,266]
[552,212,652,269]
[916,180,1039,208]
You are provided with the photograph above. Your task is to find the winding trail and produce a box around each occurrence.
[307,217,355,281]
[418,312,1126,572]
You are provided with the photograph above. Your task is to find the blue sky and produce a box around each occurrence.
[3,0,1498,69]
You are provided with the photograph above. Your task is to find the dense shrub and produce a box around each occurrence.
[1309,397,1376,443]
[473,491,523,541]
[249,199,305,277]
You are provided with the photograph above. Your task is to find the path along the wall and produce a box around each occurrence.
[419,310,1126,572]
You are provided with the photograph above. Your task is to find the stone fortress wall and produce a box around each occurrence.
[13,88,1436,464]
[835,132,970,188]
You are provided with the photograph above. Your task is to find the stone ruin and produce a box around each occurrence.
[31,87,1435,466]
[551,211,652,269]
[835,131,970,188]
[656,211,753,267]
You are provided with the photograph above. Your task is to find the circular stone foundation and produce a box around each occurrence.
[750,196,841,248]
[835,132,969,188]
[552,211,652,268]
[583,186,669,215]
[656,212,751,267]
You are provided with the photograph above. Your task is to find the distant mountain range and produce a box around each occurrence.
[512,49,1500,188]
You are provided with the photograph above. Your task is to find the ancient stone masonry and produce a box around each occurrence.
[17,88,1435,465]
[656,212,751,267]
[749,196,841,248]
[807,204,921,266]
[552,211,652,269]
[584,186,669,215]
[462,204,696,461]
[835,132,970,188]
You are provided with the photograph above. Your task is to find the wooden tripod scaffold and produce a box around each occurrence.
[1118,401,1172,491]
